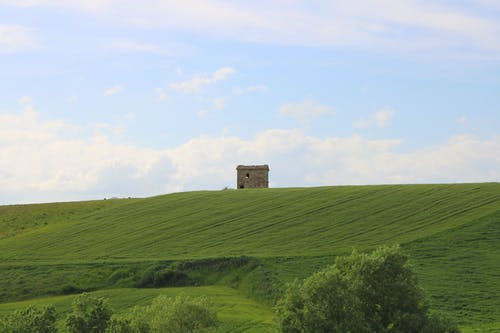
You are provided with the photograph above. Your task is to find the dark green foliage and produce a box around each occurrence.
[0,263,132,302]
[276,245,460,333]
[175,256,253,272]
[66,293,113,333]
[0,304,57,333]
[134,266,192,288]
[422,314,461,333]
[105,318,135,333]
[107,268,136,286]
[58,284,88,295]
[240,265,283,305]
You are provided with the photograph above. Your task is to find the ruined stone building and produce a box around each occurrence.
[236,165,269,189]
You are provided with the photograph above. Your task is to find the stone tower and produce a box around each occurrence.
[236,165,269,189]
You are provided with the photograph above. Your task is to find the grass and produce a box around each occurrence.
[0,183,499,331]
[1,184,498,263]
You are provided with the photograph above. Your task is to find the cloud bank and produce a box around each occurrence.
[1,110,498,204]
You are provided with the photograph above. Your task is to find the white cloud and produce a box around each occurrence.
[1,1,499,59]
[0,0,114,12]
[213,67,235,80]
[234,85,268,95]
[124,112,135,120]
[104,84,125,96]
[0,24,39,53]
[374,109,395,127]
[169,67,235,93]
[354,109,395,129]
[1,110,498,204]
[108,39,168,55]
[197,109,209,118]
[353,117,372,129]
[280,99,333,123]
[213,97,228,110]
[457,115,467,124]
[18,95,33,106]
[155,88,167,101]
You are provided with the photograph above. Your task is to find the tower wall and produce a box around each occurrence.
[236,165,269,189]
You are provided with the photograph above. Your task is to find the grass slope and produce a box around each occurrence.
[0,183,499,331]
[1,183,498,263]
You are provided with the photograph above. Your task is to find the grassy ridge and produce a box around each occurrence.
[1,183,498,263]
[0,183,499,331]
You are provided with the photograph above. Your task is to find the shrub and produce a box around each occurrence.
[107,268,135,286]
[135,267,191,288]
[66,293,113,333]
[58,284,86,295]
[118,294,218,333]
[105,317,135,333]
[148,294,218,333]
[0,304,57,333]
[422,314,461,333]
[122,306,152,333]
[276,245,460,333]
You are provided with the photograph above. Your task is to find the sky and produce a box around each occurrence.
[0,0,499,204]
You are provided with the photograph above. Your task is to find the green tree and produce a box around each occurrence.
[124,306,152,333]
[148,294,218,333]
[105,317,135,333]
[0,305,57,333]
[66,293,113,333]
[276,245,460,333]
[116,294,218,333]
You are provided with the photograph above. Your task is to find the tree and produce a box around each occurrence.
[113,294,218,333]
[122,306,151,333]
[276,245,460,333]
[105,317,135,333]
[0,305,57,333]
[66,293,113,333]
[148,294,218,333]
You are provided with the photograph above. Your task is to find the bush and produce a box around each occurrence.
[107,268,135,286]
[66,293,113,333]
[58,284,86,295]
[135,266,192,288]
[0,305,57,333]
[118,294,218,333]
[148,294,218,333]
[276,245,460,333]
[105,318,135,333]
[422,314,461,333]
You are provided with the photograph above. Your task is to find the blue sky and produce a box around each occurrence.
[0,0,499,204]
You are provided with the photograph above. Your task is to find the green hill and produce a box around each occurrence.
[0,183,499,332]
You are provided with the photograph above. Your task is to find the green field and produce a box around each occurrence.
[1,183,499,332]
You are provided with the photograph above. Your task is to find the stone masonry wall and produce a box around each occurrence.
[236,165,269,189]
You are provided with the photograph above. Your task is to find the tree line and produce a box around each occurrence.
[0,294,217,333]
[0,245,460,333]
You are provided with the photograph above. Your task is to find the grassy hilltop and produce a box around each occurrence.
[0,183,499,332]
